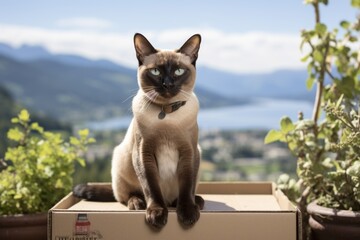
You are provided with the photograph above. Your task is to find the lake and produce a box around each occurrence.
[86,98,313,131]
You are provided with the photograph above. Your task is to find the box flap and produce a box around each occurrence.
[66,194,282,212]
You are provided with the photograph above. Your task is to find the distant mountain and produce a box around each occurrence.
[197,67,314,101]
[0,45,244,123]
[0,43,50,60]
[0,43,131,72]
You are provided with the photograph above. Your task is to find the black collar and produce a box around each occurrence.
[158,101,186,119]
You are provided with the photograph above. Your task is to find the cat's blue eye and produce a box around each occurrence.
[149,68,161,76]
[174,68,185,76]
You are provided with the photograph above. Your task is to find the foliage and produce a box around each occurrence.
[0,109,95,215]
[265,2,360,238]
[265,0,360,224]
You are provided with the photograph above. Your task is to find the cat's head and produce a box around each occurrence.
[134,33,201,104]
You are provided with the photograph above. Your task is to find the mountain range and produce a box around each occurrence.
[0,43,313,124]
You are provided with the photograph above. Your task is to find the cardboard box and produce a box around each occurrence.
[48,182,301,240]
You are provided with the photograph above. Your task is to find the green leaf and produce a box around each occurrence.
[11,118,19,124]
[349,36,358,42]
[304,0,315,4]
[264,129,283,144]
[340,21,350,29]
[306,75,316,90]
[78,129,89,138]
[335,94,344,108]
[301,54,310,62]
[55,179,64,188]
[70,137,80,146]
[319,0,328,5]
[315,23,327,36]
[14,193,22,200]
[288,141,297,152]
[280,117,295,133]
[30,122,44,133]
[313,50,323,62]
[7,128,24,142]
[307,62,314,74]
[18,109,30,122]
[77,158,86,167]
[352,0,360,8]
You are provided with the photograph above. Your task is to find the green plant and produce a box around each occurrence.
[0,109,95,215]
[265,0,360,238]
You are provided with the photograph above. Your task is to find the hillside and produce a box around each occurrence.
[0,52,244,123]
[0,54,135,122]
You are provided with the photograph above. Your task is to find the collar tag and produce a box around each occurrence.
[158,109,166,119]
[158,101,186,120]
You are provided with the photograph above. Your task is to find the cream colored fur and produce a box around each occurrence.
[111,49,199,205]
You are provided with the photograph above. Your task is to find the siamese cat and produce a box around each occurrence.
[73,33,204,229]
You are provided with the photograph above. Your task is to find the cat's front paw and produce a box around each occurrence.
[128,196,146,210]
[146,205,168,229]
[177,203,200,227]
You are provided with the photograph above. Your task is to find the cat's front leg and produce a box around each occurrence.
[136,142,168,229]
[176,147,201,227]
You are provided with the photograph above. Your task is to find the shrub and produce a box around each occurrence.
[0,109,95,215]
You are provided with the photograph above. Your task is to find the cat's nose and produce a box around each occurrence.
[162,82,172,89]
[162,77,174,89]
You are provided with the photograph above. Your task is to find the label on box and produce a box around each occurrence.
[54,213,103,240]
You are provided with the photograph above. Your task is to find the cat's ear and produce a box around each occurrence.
[178,34,201,65]
[134,33,157,65]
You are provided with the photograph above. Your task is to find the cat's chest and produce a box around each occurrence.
[156,142,179,204]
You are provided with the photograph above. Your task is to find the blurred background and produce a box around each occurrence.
[0,1,353,183]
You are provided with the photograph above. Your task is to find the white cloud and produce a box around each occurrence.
[155,29,303,74]
[0,23,304,74]
[55,17,113,29]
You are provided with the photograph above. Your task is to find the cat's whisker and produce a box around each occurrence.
[143,98,152,112]
[142,90,158,112]
[146,90,156,102]
[180,90,192,102]
[121,88,141,104]
[147,91,160,111]
[180,89,191,97]
[151,94,160,111]
[142,87,156,93]
[141,96,152,112]
[122,93,137,104]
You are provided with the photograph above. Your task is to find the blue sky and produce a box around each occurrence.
[0,0,356,73]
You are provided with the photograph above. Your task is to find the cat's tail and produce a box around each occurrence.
[73,183,116,202]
